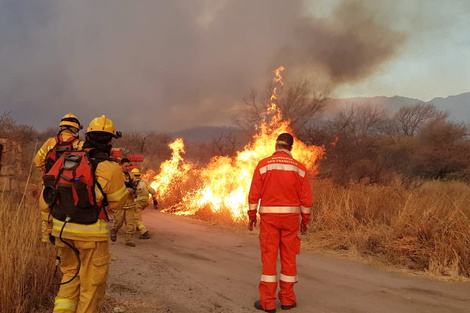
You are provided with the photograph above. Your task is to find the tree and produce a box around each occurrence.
[234,80,329,134]
[413,119,469,179]
[114,131,173,171]
[392,103,447,136]
[211,132,236,156]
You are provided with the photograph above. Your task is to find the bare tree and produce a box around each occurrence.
[211,132,236,156]
[328,104,389,139]
[392,103,448,136]
[234,80,329,133]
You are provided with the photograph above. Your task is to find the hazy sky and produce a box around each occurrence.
[0,0,468,132]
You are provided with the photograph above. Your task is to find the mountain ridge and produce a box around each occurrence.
[173,92,469,142]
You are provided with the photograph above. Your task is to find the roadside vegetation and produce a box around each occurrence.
[0,194,56,313]
[308,179,470,279]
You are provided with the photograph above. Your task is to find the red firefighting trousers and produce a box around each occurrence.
[259,213,300,310]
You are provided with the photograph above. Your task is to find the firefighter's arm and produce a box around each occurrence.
[39,194,52,243]
[247,164,262,231]
[34,138,55,172]
[74,140,85,151]
[147,184,156,196]
[96,163,127,212]
[147,184,158,208]
[300,172,313,234]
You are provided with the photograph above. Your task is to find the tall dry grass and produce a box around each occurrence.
[0,193,56,313]
[308,179,470,278]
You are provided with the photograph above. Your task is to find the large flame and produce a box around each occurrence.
[150,67,324,221]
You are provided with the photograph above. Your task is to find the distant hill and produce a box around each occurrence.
[427,92,470,123]
[325,92,469,123]
[324,96,424,116]
[172,92,469,143]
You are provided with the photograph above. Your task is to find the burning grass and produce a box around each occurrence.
[307,179,470,278]
[0,193,56,313]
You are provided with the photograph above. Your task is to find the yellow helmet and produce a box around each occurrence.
[131,168,141,176]
[59,113,83,130]
[86,115,122,138]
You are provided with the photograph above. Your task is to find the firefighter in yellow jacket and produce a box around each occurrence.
[51,115,127,313]
[131,168,158,239]
[34,113,84,243]
[110,158,137,247]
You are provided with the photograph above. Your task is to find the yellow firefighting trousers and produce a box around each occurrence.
[134,200,148,235]
[53,240,109,313]
[112,204,135,243]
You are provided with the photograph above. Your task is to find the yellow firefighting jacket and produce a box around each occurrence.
[51,160,127,241]
[123,171,136,208]
[34,130,84,174]
[135,179,156,203]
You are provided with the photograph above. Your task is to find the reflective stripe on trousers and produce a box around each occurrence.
[54,299,77,312]
[259,206,300,213]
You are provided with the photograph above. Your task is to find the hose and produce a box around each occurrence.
[53,216,81,285]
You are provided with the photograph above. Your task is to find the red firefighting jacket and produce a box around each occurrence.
[248,149,312,224]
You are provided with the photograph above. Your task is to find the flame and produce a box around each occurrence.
[150,66,324,221]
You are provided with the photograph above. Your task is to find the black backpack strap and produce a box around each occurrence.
[95,180,109,221]
[86,149,110,221]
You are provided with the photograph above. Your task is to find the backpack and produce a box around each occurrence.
[44,134,79,173]
[42,150,108,224]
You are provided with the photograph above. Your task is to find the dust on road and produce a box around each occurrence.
[107,210,470,313]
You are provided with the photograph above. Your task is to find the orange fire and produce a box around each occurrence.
[150,66,324,221]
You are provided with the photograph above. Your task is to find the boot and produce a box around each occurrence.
[254,300,276,313]
[281,303,297,310]
[110,229,117,242]
[138,231,150,239]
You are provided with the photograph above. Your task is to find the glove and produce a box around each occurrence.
[300,223,308,235]
[248,210,257,231]
[153,198,159,210]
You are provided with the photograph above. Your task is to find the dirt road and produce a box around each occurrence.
[107,210,470,313]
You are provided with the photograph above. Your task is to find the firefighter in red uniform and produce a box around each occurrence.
[248,133,312,313]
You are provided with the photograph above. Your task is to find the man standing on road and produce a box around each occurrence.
[248,133,313,313]
[34,113,84,243]
[110,158,137,247]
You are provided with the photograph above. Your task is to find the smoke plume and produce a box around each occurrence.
[0,0,407,132]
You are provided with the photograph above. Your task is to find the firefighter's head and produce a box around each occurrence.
[275,133,294,151]
[120,158,131,173]
[131,168,141,180]
[59,113,83,135]
[84,115,122,155]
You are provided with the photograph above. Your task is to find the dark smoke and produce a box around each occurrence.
[0,0,407,132]
[275,0,406,86]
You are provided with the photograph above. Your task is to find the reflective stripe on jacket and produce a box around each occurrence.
[248,149,312,219]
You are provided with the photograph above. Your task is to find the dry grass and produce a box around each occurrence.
[0,193,57,313]
[307,179,470,278]
[159,170,470,279]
